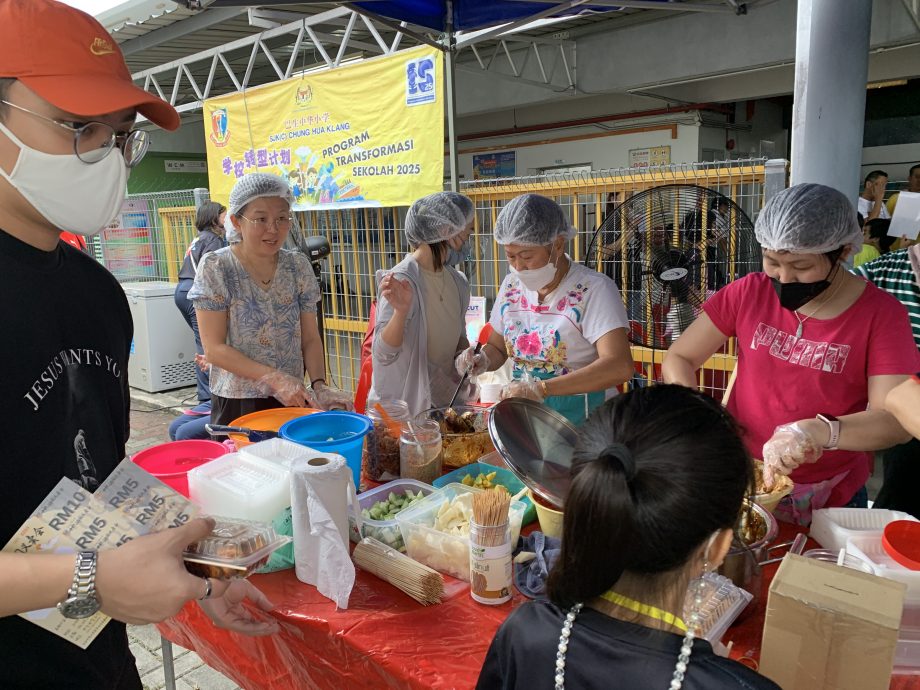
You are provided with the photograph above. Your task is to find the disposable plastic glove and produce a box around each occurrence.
[454,345,490,377]
[256,370,311,407]
[500,379,545,403]
[313,382,354,411]
[761,422,823,490]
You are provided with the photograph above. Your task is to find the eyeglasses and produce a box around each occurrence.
[238,215,294,231]
[0,100,149,167]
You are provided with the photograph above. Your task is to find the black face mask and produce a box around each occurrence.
[771,264,837,311]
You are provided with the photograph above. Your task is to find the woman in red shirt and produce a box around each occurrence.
[663,183,920,524]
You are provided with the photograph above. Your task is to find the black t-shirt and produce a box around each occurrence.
[177,230,225,282]
[477,600,781,690]
[0,230,137,689]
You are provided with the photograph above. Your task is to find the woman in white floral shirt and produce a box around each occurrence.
[190,173,351,425]
[456,194,634,425]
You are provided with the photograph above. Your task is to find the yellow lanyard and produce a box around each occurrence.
[600,590,688,632]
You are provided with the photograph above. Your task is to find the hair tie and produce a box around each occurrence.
[602,443,636,482]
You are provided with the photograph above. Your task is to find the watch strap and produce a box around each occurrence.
[816,414,840,450]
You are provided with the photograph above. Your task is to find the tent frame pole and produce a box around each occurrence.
[445,1,460,192]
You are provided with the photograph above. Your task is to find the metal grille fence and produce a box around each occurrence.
[97,159,783,397]
[90,190,200,283]
[302,158,777,396]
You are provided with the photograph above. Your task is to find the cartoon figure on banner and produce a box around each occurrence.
[209,107,229,146]
[318,162,339,203]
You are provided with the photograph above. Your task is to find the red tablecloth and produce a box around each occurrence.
[158,522,920,689]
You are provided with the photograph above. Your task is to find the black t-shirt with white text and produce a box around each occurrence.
[0,229,137,689]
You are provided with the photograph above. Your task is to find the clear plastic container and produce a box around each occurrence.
[396,483,525,581]
[363,399,409,481]
[182,518,292,579]
[686,572,753,644]
[348,479,435,551]
[400,420,442,484]
[188,452,290,524]
[240,438,313,471]
[470,519,512,605]
[802,548,875,574]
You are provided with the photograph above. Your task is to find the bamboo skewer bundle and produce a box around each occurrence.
[353,537,444,605]
[471,489,512,545]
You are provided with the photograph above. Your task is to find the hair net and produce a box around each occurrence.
[228,172,293,217]
[494,194,576,246]
[225,172,295,244]
[754,183,863,254]
[404,192,474,246]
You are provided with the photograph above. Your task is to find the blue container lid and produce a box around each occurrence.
[279,411,372,447]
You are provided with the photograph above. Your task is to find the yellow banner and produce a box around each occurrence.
[203,46,443,209]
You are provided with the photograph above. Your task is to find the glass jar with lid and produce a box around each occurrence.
[363,398,409,482]
[399,419,443,484]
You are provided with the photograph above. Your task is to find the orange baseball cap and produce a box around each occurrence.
[0,0,180,131]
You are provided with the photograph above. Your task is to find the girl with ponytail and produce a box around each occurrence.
[477,384,780,690]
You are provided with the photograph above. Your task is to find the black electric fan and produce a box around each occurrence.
[585,184,760,350]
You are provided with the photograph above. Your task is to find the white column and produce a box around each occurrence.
[790,0,872,197]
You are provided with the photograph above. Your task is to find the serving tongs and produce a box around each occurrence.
[205,424,279,443]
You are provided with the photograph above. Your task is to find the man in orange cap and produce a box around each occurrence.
[0,2,278,687]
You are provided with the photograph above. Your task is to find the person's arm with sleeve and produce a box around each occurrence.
[192,253,308,406]
[762,305,919,487]
[886,375,920,439]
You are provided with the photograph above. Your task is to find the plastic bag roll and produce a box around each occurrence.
[291,452,357,609]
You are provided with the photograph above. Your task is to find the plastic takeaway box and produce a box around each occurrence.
[434,456,536,526]
[348,479,435,552]
[396,482,526,581]
[692,571,753,645]
[810,508,919,552]
[188,452,290,524]
[182,517,291,579]
[240,437,315,471]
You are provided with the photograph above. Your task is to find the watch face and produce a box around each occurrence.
[59,596,101,619]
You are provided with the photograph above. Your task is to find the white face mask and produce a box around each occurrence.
[0,122,128,236]
[510,248,559,291]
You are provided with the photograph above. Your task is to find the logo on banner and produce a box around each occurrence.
[295,84,313,107]
[209,107,230,147]
[406,55,436,106]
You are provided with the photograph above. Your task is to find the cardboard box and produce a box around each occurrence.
[760,553,906,690]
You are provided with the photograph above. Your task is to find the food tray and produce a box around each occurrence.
[810,508,918,552]
[434,458,536,526]
[396,482,525,581]
[348,479,435,551]
[240,438,314,471]
[188,452,291,524]
[183,518,291,579]
[846,534,920,604]
[690,571,753,644]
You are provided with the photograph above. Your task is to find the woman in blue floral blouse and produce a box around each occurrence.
[190,173,351,425]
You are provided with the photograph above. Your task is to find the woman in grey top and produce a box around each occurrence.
[371,192,476,417]
[190,173,351,425]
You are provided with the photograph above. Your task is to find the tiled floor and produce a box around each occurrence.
[128,388,241,690]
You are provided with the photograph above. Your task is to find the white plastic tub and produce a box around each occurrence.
[188,452,290,524]
[810,508,918,552]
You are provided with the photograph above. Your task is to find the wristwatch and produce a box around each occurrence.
[816,413,841,451]
[57,551,101,619]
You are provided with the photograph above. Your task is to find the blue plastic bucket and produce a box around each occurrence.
[279,411,372,487]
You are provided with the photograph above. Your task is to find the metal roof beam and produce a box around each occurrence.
[120,6,248,56]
